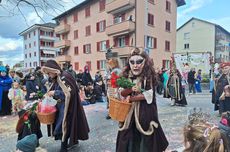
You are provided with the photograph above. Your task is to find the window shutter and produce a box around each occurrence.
[122,14,125,21]
[104,20,106,29]
[83,45,86,53]
[96,22,99,32]
[114,38,118,47]
[125,35,129,46]
[148,14,150,24]
[97,61,100,70]
[97,42,100,51]
[154,38,157,48]
[106,40,110,48]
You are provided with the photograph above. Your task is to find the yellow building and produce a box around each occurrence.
[54,0,185,75]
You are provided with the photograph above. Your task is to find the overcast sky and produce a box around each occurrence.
[0,0,229,67]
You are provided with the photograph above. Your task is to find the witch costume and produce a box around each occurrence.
[116,48,168,152]
[41,60,89,151]
[0,66,13,116]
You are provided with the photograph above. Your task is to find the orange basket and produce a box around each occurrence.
[109,97,131,122]
[36,112,56,125]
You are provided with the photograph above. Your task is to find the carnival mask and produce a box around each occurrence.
[222,66,230,75]
[129,55,145,76]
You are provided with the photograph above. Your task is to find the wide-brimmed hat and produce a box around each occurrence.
[41,60,62,75]
[16,134,37,152]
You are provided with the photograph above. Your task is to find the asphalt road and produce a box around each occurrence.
[0,91,217,152]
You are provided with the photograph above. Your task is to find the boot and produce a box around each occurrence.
[60,141,68,152]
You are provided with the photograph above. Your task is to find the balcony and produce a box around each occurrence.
[106,0,135,14]
[55,55,71,62]
[40,46,57,51]
[54,40,71,48]
[112,46,133,56]
[54,24,70,34]
[40,35,56,41]
[106,21,135,36]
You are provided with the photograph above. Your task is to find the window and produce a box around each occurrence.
[29,53,31,58]
[34,31,36,36]
[33,62,37,67]
[145,36,157,49]
[96,20,106,32]
[34,52,36,57]
[75,62,79,70]
[85,25,91,36]
[148,13,154,26]
[184,32,190,40]
[83,44,91,54]
[29,43,31,48]
[34,41,36,47]
[74,30,78,39]
[165,41,170,51]
[162,60,170,69]
[29,33,31,38]
[86,61,91,71]
[63,17,67,24]
[120,57,128,67]
[25,63,27,67]
[30,62,32,67]
[114,14,125,24]
[166,1,171,12]
[165,21,171,32]
[184,43,189,49]
[97,40,109,52]
[25,45,27,49]
[97,60,106,70]
[85,6,90,17]
[99,0,105,12]
[73,12,78,22]
[25,54,27,58]
[24,35,27,40]
[74,46,79,55]
[114,35,129,47]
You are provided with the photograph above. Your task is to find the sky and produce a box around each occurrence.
[0,0,229,67]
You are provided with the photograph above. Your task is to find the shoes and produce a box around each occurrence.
[60,141,68,152]
[106,115,111,120]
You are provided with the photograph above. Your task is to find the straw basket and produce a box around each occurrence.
[36,112,56,125]
[109,97,131,122]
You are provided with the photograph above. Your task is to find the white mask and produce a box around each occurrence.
[129,55,145,76]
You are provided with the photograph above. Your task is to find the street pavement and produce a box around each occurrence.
[0,90,218,152]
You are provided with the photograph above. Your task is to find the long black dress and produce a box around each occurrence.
[116,78,168,152]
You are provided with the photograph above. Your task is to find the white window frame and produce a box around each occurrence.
[99,60,106,70]
[85,44,91,54]
[145,36,153,48]
[100,41,107,51]
[184,32,190,40]
[99,21,105,32]
[118,36,125,47]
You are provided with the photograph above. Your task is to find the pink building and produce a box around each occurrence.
[54,0,185,75]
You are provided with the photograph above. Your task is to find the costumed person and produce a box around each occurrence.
[195,69,202,92]
[82,65,93,86]
[76,69,83,86]
[183,110,230,152]
[8,79,25,115]
[212,62,230,115]
[16,134,38,152]
[41,60,89,152]
[165,69,187,106]
[219,85,230,113]
[0,66,13,116]
[106,58,122,119]
[187,68,196,94]
[67,64,78,81]
[163,69,169,98]
[25,73,40,101]
[116,48,168,152]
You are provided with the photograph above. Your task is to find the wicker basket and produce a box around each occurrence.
[36,112,56,125]
[109,97,131,122]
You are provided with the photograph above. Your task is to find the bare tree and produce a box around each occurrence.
[0,0,78,25]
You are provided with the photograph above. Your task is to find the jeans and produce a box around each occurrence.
[188,83,196,93]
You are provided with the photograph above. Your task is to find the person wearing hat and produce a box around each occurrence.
[212,62,230,115]
[42,60,89,152]
[25,72,40,101]
[0,66,13,116]
[66,64,78,81]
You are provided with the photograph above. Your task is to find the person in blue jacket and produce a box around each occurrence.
[0,66,13,116]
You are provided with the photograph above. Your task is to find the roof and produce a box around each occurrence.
[53,0,186,20]
[177,17,230,36]
[19,22,57,36]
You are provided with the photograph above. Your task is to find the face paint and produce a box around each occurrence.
[129,55,145,76]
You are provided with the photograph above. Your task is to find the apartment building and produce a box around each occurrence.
[19,23,58,68]
[176,17,230,63]
[54,0,185,75]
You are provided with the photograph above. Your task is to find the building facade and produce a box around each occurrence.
[54,0,185,75]
[19,23,58,68]
[176,18,230,63]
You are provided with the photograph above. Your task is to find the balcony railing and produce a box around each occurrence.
[55,55,71,62]
[40,35,56,41]
[106,0,135,14]
[54,24,70,34]
[54,40,71,48]
[106,20,135,36]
